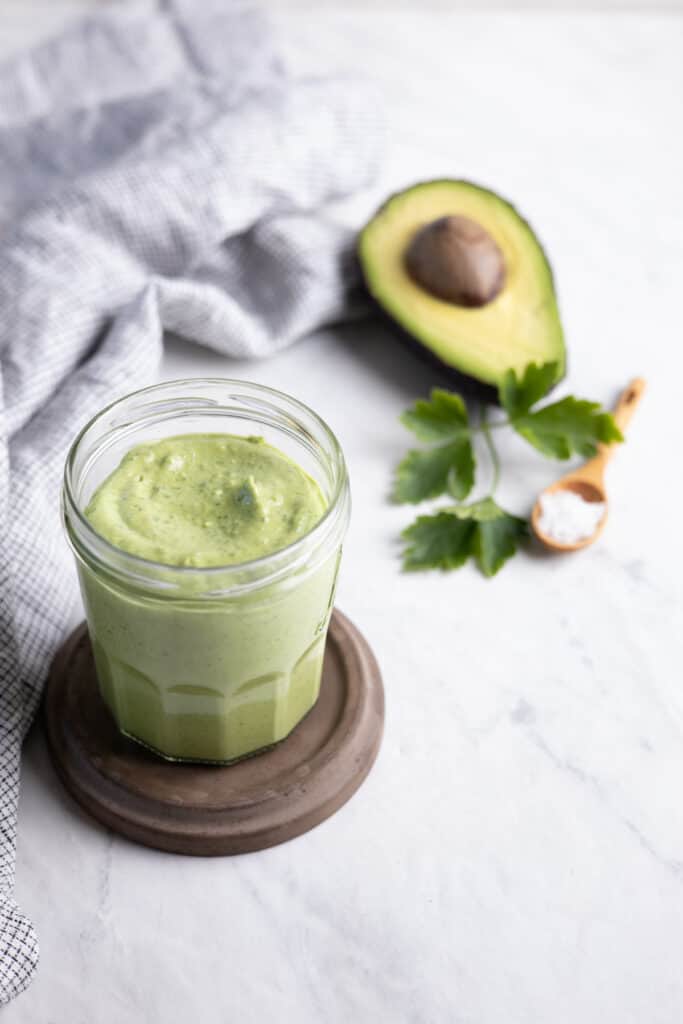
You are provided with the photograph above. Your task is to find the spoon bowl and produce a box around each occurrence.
[531,378,645,553]
[531,478,608,553]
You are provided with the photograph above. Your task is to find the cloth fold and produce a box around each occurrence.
[0,0,381,1002]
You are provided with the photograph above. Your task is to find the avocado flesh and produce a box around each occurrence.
[358,180,566,399]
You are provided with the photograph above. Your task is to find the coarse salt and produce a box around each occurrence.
[538,489,606,545]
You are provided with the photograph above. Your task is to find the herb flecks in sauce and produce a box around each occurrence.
[85,434,326,567]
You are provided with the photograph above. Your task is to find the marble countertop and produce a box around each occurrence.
[4,5,683,1023]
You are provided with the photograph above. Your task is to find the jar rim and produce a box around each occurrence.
[63,377,350,594]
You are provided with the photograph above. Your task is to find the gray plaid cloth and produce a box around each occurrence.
[0,0,380,1002]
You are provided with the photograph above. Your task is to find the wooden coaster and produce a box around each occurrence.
[43,610,384,856]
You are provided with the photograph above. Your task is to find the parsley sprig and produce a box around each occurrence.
[395,362,623,577]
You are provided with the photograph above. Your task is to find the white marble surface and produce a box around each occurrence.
[4,5,683,1023]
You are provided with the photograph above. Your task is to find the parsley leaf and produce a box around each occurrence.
[401,511,475,571]
[401,499,527,576]
[511,397,623,459]
[499,362,559,418]
[500,362,623,459]
[400,389,469,442]
[393,439,475,503]
[445,442,476,500]
[452,498,528,576]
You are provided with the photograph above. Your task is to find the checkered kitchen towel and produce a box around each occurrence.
[0,0,381,1001]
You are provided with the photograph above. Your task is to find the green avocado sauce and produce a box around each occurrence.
[85,433,327,567]
[79,432,339,764]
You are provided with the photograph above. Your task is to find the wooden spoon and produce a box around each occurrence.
[531,377,646,552]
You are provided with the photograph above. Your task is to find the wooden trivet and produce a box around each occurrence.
[43,610,384,855]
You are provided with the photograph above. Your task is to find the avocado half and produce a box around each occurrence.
[358,180,566,403]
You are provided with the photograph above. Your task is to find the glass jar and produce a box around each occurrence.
[62,379,350,764]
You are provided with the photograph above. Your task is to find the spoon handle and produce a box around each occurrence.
[600,377,646,459]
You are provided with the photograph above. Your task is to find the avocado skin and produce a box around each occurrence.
[357,179,566,406]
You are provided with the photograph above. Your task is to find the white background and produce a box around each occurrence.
[3,3,683,1023]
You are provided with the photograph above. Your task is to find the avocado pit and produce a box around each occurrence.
[404,215,505,307]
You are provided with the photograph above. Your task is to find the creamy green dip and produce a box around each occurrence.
[85,433,326,567]
[77,433,340,763]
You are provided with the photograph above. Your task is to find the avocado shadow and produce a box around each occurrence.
[339,314,464,399]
